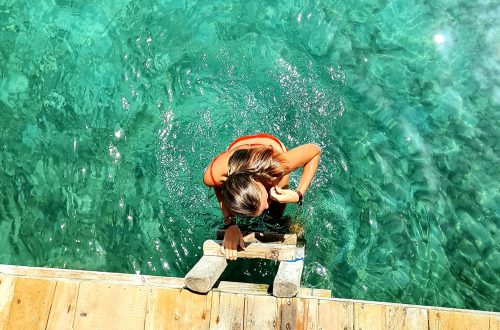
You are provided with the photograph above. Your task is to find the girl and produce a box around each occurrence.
[203,133,321,260]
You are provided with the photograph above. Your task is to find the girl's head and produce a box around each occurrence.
[227,146,288,184]
[221,146,288,217]
[221,173,269,217]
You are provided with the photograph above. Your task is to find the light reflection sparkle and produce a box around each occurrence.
[434,33,445,44]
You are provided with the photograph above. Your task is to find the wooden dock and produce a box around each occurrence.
[0,264,499,329]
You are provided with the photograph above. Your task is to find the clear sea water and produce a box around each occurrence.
[0,0,499,311]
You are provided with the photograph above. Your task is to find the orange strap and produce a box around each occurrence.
[227,133,286,152]
[209,153,223,187]
[210,133,286,187]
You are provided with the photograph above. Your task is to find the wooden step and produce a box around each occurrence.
[216,230,298,245]
[214,281,331,298]
[184,256,227,293]
[273,247,305,297]
[203,240,296,261]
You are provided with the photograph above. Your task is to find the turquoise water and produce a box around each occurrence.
[1,0,499,311]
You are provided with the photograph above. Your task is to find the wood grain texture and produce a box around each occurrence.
[298,288,331,298]
[46,281,80,330]
[355,303,427,330]
[429,309,491,330]
[0,275,16,329]
[6,277,56,330]
[490,314,500,330]
[185,255,227,293]
[299,298,319,330]
[216,230,298,245]
[145,287,212,330]
[385,305,427,330]
[318,300,354,330]
[354,303,386,330]
[311,288,332,298]
[2,264,500,330]
[215,281,270,295]
[279,297,319,330]
[214,282,331,299]
[245,295,280,329]
[209,292,245,330]
[203,240,296,260]
[73,282,148,330]
[0,264,184,288]
[273,247,304,297]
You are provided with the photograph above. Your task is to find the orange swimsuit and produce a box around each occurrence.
[209,133,287,187]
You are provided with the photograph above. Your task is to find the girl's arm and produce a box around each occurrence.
[284,143,321,194]
[271,144,321,203]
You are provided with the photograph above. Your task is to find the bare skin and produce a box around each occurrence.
[203,136,321,260]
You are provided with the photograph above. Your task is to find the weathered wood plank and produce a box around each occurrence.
[185,256,227,293]
[74,282,148,330]
[310,288,332,298]
[6,277,56,330]
[145,287,212,330]
[354,303,427,330]
[2,264,500,330]
[203,240,296,260]
[214,281,331,298]
[214,281,271,295]
[46,280,80,330]
[317,300,354,330]
[217,230,298,245]
[273,247,304,297]
[245,295,280,329]
[279,297,318,330]
[209,292,245,330]
[385,305,427,329]
[279,298,296,330]
[491,314,500,330]
[354,303,386,330]
[0,275,16,328]
[429,309,491,330]
[0,264,184,288]
[300,298,319,330]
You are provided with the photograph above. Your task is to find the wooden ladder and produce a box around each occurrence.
[184,230,304,298]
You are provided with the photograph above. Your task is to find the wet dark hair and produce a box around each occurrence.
[221,172,261,217]
[221,146,288,217]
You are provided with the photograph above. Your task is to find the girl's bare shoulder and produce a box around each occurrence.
[203,151,230,186]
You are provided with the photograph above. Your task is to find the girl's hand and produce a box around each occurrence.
[221,225,245,260]
[269,186,300,203]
